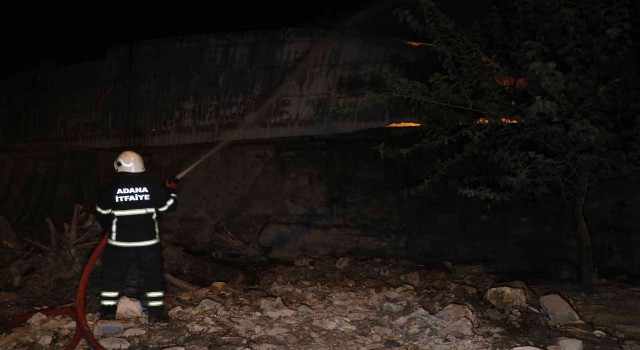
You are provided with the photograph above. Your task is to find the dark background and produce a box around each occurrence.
[0,1,490,81]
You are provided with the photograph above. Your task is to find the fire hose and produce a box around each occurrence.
[0,135,240,349]
[0,137,242,349]
[0,148,207,350]
[1,234,108,350]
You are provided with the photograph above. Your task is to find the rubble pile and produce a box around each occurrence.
[2,254,639,350]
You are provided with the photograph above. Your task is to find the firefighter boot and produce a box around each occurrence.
[147,305,169,325]
[99,305,117,320]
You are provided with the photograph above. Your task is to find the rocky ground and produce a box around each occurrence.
[1,239,640,350]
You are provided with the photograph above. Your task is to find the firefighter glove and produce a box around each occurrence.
[164,177,179,191]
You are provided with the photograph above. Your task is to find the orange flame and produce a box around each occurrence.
[387,122,422,127]
[476,118,519,124]
[403,40,436,47]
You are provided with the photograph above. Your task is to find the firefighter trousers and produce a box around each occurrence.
[99,243,166,318]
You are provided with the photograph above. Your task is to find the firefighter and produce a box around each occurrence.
[95,150,178,323]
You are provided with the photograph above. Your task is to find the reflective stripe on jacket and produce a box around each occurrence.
[96,172,178,247]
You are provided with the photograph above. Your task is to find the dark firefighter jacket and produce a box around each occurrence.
[96,172,178,247]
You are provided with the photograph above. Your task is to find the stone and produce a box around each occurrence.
[539,294,580,325]
[441,317,475,337]
[94,321,127,336]
[194,299,223,314]
[624,340,640,350]
[435,303,476,324]
[293,255,314,266]
[485,286,527,310]
[98,337,131,349]
[615,324,640,339]
[123,328,147,337]
[36,334,53,346]
[557,338,583,350]
[382,302,404,313]
[400,271,420,286]
[116,296,143,319]
[336,257,351,269]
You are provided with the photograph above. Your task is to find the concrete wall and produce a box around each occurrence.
[2,129,637,279]
[145,131,640,279]
[0,28,420,150]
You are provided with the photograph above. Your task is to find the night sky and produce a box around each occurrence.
[0,2,489,81]
[0,3,375,80]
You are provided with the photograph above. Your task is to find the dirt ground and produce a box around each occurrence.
[1,239,639,349]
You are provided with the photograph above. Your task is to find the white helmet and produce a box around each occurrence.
[114,151,145,173]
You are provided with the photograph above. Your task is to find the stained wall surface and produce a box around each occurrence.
[1,130,638,279]
[0,28,420,150]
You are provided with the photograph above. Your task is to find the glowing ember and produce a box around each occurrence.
[387,122,422,127]
[402,40,435,47]
[476,118,519,124]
